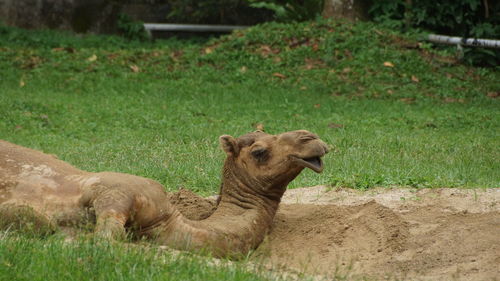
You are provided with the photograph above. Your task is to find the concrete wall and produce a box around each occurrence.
[0,0,169,33]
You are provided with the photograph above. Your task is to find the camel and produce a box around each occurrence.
[0,130,328,257]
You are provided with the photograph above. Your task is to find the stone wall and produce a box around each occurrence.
[0,0,170,33]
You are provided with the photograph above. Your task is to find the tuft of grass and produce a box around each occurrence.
[0,234,275,281]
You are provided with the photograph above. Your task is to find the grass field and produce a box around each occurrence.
[0,19,499,280]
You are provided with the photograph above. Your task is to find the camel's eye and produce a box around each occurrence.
[251,147,268,162]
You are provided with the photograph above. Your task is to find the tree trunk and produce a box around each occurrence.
[322,0,372,21]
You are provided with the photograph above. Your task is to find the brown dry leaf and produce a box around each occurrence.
[411,75,419,83]
[304,58,325,70]
[19,79,25,87]
[107,53,119,60]
[272,72,286,79]
[486,92,499,98]
[314,104,321,108]
[239,66,247,73]
[328,123,344,129]
[383,61,395,67]
[443,97,465,103]
[312,43,319,52]
[300,86,307,90]
[22,56,43,69]
[129,65,140,73]
[399,97,416,104]
[342,67,351,73]
[52,47,75,53]
[273,57,282,63]
[259,45,280,57]
[204,47,213,54]
[170,50,184,61]
[260,45,272,54]
[387,89,394,95]
[87,54,97,62]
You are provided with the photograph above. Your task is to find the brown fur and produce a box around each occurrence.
[0,130,328,257]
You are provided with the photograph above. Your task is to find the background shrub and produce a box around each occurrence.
[369,0,500,66]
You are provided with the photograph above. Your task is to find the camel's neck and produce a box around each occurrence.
[215,159,287,219]
[150,159,294,257]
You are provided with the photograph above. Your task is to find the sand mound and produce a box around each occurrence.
[172,187,500,281]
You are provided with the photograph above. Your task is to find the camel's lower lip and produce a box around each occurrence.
[293,156,324,173]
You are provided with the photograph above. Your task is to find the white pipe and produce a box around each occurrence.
[427,34,500,49]
[143,23,249,32]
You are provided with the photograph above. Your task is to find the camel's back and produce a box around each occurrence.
[1,140,87,206]
[0,140,84,176]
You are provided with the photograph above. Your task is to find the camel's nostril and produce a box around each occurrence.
[299,134,318,142]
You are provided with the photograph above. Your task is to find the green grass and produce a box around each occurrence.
[0,19,498,279]
[0,233,275,281]
[1,19,498,192]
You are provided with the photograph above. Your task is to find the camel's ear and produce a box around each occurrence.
[219,135,239,156]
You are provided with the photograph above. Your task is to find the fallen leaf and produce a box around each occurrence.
[272,72,286,79]
[87,54,97,62]
[170,50,184,61]
[314,104,321,108]
[19,79,25,87]
[312,43,319,52]
[259,45,280,57]
[239,66,247,73]
[129,65,140,73]
[304,58,325,70]
[300,86,307,90]
[22,56,43,69]
[328,123,344,129]
[15,125,23,130]
[273,57,282,63]
[342,67,351,73]
[387,89,394,95]
[383,61,394,67]
[260,45,272,54]
[399,97,416,104]
[486,92,499,98]
[443,97,464,103]
[52,47,75,53]
[411,75,419,83]
[204,47,213,54]
[107,53,119,60]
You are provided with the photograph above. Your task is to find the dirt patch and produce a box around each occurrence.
[172,187,500,281]
[167,188,217,220]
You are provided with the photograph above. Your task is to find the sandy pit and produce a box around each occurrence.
[171,187,500,281]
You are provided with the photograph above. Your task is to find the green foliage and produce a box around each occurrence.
[248,0,324,22]
[0,235,275,281]
[117,14,150,41]
[369,0,500,66]
[166,0,272,25]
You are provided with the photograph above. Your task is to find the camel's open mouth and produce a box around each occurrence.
[294,156,324,173]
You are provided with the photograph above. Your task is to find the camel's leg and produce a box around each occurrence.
[0,202,56,236]
[92,189,133,240]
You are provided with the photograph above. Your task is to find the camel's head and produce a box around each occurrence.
[219,130,328,194]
